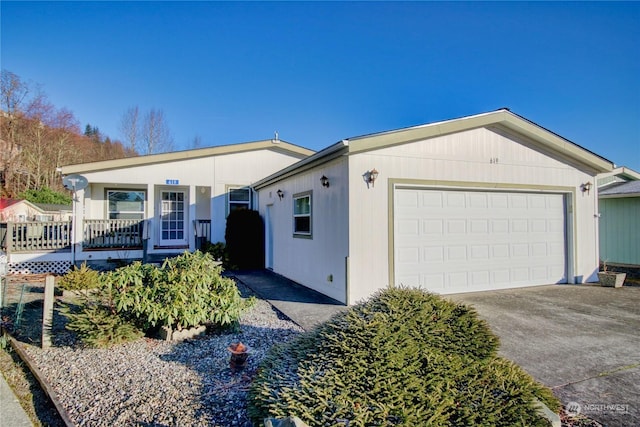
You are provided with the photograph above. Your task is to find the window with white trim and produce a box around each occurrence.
[228,187,252,214]
[107,190,145,219]
[293,192,312,237]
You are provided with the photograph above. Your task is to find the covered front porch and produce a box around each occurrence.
[0,216,213,274]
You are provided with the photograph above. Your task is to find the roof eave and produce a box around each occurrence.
[599,193,640,199]
[60,140,314,174]
[597,166,640,181]
[346,109,614,174]
[253,140,349,189]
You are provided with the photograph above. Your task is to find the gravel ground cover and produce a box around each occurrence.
[3,278,603,427]
[20,282,303,427]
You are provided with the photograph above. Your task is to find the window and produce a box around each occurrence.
[293,192,312,236]
[228,187,251,214]
[107,190,145,219]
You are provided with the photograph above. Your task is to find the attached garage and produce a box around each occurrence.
[255,109,614,305]
[394,187,567,294]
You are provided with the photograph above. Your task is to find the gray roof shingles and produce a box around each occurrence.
[599,180,640,196]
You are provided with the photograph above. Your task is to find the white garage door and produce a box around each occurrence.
[394,188,567,294]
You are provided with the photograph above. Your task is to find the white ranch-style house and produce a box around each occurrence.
[1,139,312,274]
[2,109,614,305]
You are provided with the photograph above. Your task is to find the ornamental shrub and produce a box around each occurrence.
[106,250,252,330]
[225,209,264,270]
[248,287,560,426]
[58,262,102,292]
[60,251,252,347]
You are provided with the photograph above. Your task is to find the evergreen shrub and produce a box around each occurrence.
[58,262,101,292]
[60,251,252,347]
[225,209,264,270]
[248,287,560,426]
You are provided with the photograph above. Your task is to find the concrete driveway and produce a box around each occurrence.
[449,284,640,427]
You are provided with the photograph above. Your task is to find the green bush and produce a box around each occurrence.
[60,297,144,348]
[202,241,227,263]
[60,251,252,347]
[58,262,102,292]
[19,187,72,204]
[107,251,251,330]
[225,209,264,270]
[248,287,560,426]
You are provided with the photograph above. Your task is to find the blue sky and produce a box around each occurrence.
[2,1,639,170]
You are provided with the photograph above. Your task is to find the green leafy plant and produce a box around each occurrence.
[106,251,251,330]
[225,209,264,270]
[57,262,102,292]
[203,241,227,263]
[19,187,72,204]
[59,274,144,348]
[249,287,560,426]
[60,297,144,348]
[61,251,253,347]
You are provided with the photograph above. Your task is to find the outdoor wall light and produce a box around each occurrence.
[367,168,379,187]
[320,175,330,188]
[580,181,592,194]
[277,189,284,200]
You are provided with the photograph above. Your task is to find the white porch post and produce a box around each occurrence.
[72,188,85,265]
[147,185,155,249]
[189,185,197,251]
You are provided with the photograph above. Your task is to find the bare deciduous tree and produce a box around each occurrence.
[1,70,131,197]
[141,108,173,155]
[120,106,174,155]
[119,105,140,155]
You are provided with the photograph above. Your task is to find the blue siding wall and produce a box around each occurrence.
[599,197,640,265]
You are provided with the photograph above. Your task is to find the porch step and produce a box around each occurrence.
[144,253,183,264]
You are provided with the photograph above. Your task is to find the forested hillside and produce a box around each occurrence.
[1,70,136,198]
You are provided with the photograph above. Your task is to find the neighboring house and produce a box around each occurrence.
[597,167,640,266]
[254,109,613,304]
[0,198,46,222]
[3,139,312,273]
[32,203,73,221]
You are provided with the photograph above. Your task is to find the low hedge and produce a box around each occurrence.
[248,287,559,426]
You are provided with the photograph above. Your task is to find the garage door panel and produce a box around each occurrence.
[447,220,466,233]
[446,192,466,207]
[395,188,567,294]
[491,219,509,233]
[397,247,420,263]
[424,219,443,234]
[471,220,489,233]
[421,192,443,207]
[424,247,444,262]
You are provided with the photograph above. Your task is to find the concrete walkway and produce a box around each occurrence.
[0,371,33,427]
[231,270,346,331]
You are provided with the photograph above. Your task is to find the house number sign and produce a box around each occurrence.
[165,179,179,185]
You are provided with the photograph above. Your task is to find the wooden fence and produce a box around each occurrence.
[0,221,72,253]
[83,219,144,249]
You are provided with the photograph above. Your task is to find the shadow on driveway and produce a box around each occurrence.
[228,269,346,332]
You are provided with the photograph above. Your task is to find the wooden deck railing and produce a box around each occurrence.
[83,219,144,249]
[0,221,72,253]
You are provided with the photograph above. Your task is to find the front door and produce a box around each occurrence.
[159,190,187,246]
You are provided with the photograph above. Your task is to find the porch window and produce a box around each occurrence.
[107,190,145,219]
[293,192,312,237]
[228,187,251,214]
